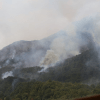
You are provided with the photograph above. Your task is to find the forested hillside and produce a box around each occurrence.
[0,31,67,69]
[12,49,100,84]
[36,49,100,84]
[1,78,100,100]
[0,49,100,100]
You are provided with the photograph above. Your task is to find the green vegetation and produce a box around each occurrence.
[0,49,100,100]
[0,66,14,80]
[0,79,100,100]
[17,50,100,84]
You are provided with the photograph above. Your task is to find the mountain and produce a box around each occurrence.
[0,31,67,69]
[1,36,100,99]
[0,31,68,79]
[0,30,100,84]
[0,49,98,85]
[36,49,100,84]
[0,40,49,68]
[0,49,100,100]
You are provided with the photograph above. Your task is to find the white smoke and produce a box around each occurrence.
[0,0,100,50]
[5,60,10,66]
[39,14,100,70]
[12,50,16,59]
[40,33,79,68]
[2,71,13,79]
[40,50,59,67]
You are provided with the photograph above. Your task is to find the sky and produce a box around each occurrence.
[0,0,100,49]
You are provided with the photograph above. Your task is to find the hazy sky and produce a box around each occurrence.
[0,0,100,49]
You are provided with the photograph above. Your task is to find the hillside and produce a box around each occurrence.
[8,49,99,85]
[1,49,100,84]
[0,49,100,99]
[1,77,100,100]
[0,31,67,69]
[0,31,100,99]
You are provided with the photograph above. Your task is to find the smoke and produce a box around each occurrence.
[0,39,51,69]
[0,0,68,49]
[1,14,100,76]
[40,50,59,67]
[0,0,100,49]
[12,79,19,90]
[12,50,16,59]
[2,71,13,79]
[40,35,79,68]
[83,77,100,86]
[39,15,100,70]
[1,0,100,79]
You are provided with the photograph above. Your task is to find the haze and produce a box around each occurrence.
[0,0,100,49]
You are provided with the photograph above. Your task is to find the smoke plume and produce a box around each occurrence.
[0,0,100,49]
[40,15,100,70]
[2,71,13,79]
[0,0,100,78]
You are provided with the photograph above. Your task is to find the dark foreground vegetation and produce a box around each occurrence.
[1,77,100,100]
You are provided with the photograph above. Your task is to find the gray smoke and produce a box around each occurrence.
[2,71,13,79]
[39,15,100,70]
[12,50,16,59]
[0,40,51,69]
[83,77,100,86]
[1,14,100,78]
[40,36,79,68]
[1,0,100,81]
[12,79,19,90]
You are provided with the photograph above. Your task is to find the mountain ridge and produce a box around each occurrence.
[0,31,68,69]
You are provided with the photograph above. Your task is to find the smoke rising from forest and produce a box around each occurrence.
[1,15,100,76]
[1,0,100,78]
[2,71,13,79]
[40,15,100,69]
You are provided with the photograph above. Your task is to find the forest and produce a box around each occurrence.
[0,49,100,100]
[1,78,100,100]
